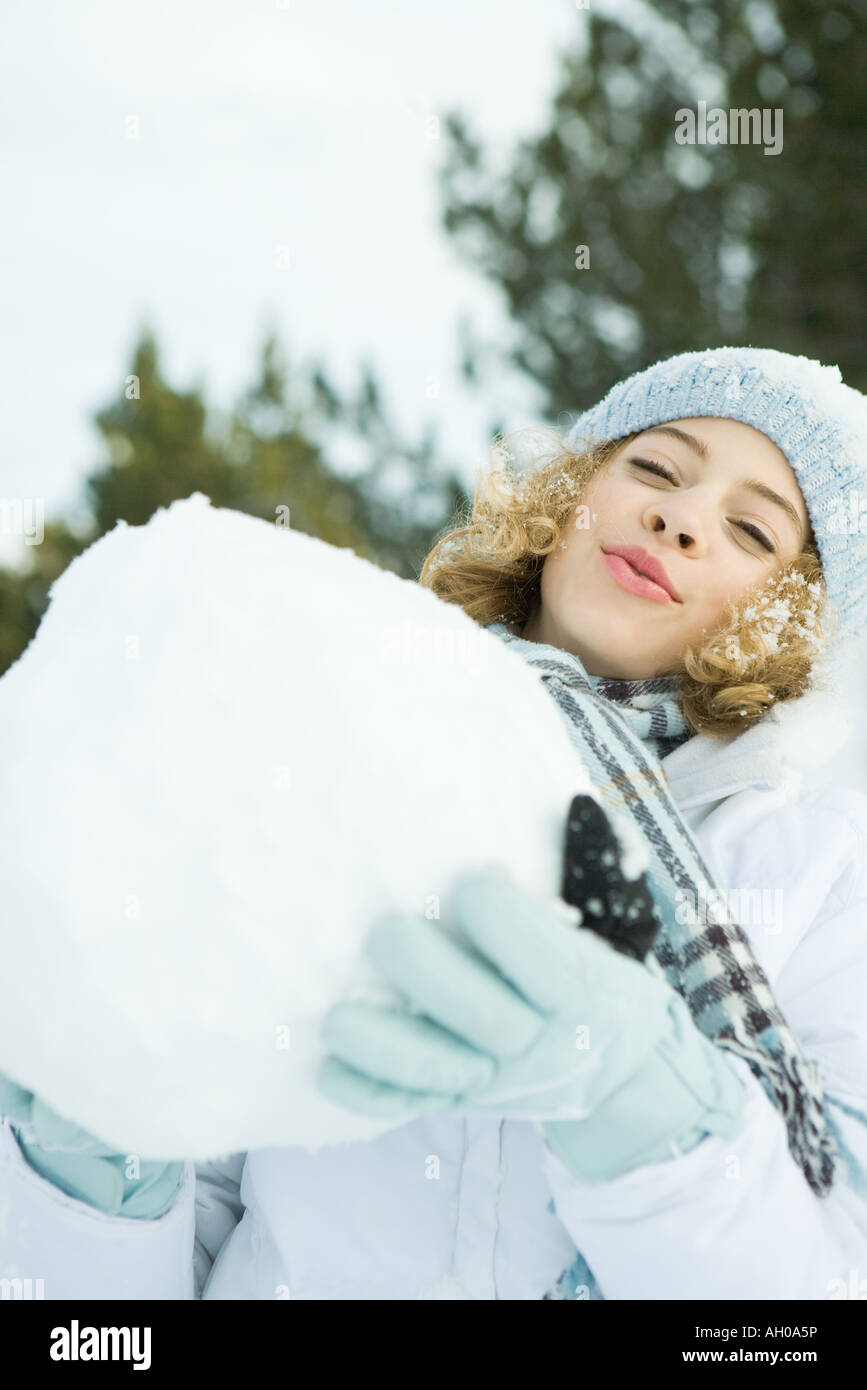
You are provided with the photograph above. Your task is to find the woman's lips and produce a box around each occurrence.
[602,552,678,605]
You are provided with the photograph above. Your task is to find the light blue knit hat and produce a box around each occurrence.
[565,346,867,644]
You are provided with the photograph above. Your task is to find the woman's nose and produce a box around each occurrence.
[645,502,706,553]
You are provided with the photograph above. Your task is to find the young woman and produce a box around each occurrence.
[3,346,867,1300]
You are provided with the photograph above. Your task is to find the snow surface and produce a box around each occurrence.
[0,494,593,1160]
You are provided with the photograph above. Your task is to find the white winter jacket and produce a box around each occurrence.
[3,690,867,1300]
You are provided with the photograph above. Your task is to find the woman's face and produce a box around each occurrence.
[522,417,810,678]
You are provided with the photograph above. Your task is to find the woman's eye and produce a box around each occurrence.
[735,520,775,554]
[629,458,676,483]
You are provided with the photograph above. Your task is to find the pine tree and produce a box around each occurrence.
[438,0,866,421]
[0,331,468,675]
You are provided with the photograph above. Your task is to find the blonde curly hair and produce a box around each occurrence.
[418,426,832,739]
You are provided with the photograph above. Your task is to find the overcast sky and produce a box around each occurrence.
[0,0,587,560]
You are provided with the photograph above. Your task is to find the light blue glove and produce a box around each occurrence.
[0,1076,184,1218]
[317,867,745,1182]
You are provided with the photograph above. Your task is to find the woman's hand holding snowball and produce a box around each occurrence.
[318,795,747,1182]
[0,1077,184,1218]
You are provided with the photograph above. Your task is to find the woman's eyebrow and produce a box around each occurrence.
[637,425,805,542]
[641,425,710,459]
[740,478,805,543]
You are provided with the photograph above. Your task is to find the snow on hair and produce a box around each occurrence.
[418,425,831,739]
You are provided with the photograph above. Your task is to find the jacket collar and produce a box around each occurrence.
[662,679,852,809]
[661,718,783,809]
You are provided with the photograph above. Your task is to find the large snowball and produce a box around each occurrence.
[0,494,591,1159]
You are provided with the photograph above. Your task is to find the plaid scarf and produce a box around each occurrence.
[486,622,838,1202]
